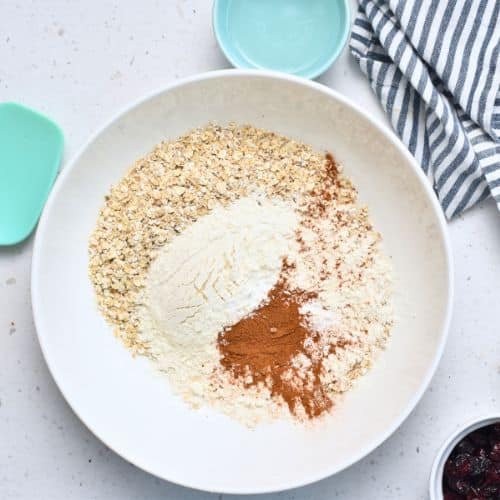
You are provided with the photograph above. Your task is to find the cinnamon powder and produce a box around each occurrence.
[217,261,333,419]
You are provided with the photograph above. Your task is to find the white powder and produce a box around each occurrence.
[299,300,337,332]
[287,201,394,396]
[138,193,299,418]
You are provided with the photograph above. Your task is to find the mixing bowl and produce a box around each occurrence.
[32,70,453,494]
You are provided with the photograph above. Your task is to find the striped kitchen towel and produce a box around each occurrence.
[350,0,500,218]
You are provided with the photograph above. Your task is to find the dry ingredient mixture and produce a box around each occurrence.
[89,124,394,425]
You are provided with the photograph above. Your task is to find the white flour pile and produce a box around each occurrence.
[138,194,298,416]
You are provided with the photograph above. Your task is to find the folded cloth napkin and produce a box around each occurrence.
[350,0,500,218]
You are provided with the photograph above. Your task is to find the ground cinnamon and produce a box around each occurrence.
[217,263,333,419]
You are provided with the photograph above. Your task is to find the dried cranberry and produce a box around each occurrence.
[445,459,458,478]
[453,454,475,477]
[455,438,476,456]
[479,484,499,497]
[462,488,481,500]
[448,477,471,494]
[485,462,500,483]
[476,448,489,460]
[465,489,490,500]
[443,492,463,500]
[472,456,492,477]
[470,431,489,449]
[490,443,500,462]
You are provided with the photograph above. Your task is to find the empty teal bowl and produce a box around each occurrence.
[213,0,350,79]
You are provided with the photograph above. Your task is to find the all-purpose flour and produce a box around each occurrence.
[138,193,300,418]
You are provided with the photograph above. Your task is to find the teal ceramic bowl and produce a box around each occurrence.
[213,0,350,79]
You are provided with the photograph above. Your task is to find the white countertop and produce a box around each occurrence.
[1,1,499,499]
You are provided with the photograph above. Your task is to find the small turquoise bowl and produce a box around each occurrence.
[213,0,350,79]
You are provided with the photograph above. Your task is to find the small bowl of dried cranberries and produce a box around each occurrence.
[430,416,500,500]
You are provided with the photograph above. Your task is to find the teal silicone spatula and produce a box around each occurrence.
[0,102,63,245]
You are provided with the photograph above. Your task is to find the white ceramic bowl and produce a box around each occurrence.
[430,415,500,499]
[31,70,453,494]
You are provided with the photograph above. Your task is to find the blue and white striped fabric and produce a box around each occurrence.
[350,0,500,218]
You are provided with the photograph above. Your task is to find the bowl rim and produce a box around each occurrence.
[212,0,351,79]
[31,69,454,494]
[429,414,500,500]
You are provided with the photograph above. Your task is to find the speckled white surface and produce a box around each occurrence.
[0,1,499,499]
